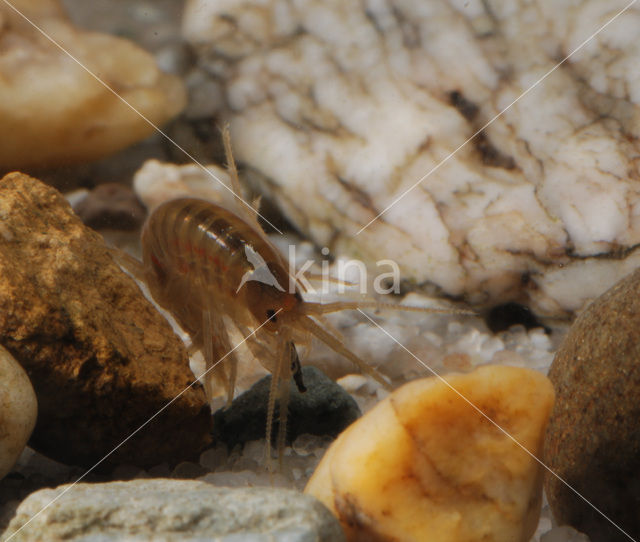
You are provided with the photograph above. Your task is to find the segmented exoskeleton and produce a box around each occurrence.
[129,127,472,465]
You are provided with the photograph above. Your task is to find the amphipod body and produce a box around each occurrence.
[137,129,472,463]
[141,197,305,398]
[140,197,394,459]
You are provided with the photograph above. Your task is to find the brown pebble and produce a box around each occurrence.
[544,267,640,542]
[0,172,211,469]
[73,183,147,231]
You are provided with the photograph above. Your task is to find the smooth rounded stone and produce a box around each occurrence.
[133,159,237,212]
[183,0,640,316]
[199,443,229,471]
[0,345,37,480]
[212,366,361,450]
[544,267,640,542]
[305,365,555,542]
[110,463,146,481]
[540,526,591,542]
[73,183,147,231]
[200,469,289,489]
[171,461,208,480]
[0,447,89,534]
[60,0,185,57]
[0,0,186,171]
[197,436,330,491]
[2,479,346,542]
[292,434,333,459]
[0,173,211,468]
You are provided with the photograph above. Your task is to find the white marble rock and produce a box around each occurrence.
[133,159,237,211]
[182,0,640,315]
[0,344,37,480]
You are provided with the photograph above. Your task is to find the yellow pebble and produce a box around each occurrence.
[305,365,554,542]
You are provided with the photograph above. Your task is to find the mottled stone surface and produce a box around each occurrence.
[183,0,640,315]
[0,172,211,468]
[544,268,640,542]
[0,0,185,171]
[0,345,37,480]
[305,365,554,542]
[2,480,346,542]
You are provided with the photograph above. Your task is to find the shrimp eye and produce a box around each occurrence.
[266,309,277,322]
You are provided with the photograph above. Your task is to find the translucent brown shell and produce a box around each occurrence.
[117,127,474,469]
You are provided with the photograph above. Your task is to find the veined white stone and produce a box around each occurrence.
[183,0,640,315]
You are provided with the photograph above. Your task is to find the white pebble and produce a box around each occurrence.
[291,434,332,458]
[199,444,228,471]
[171,461,206,479]
[540,525,591,542]
[0,345,38,480]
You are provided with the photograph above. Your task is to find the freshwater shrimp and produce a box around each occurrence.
[137,128,472,464]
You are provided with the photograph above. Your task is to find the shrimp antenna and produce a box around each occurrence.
[221,124,265,228]
[221,124,244,198]
[293,300,473,398]
[299,316,392,390]
[301,299,476,317]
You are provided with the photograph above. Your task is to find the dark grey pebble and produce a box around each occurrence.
[212,366,361,450]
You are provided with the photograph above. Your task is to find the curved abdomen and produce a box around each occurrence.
[140,198,284,335]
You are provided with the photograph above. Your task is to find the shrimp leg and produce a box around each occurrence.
[265,336,285,470]
[264,334,306,471]
[108,247,146,282]
[275,344,294,469]
[201,306,238,406]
